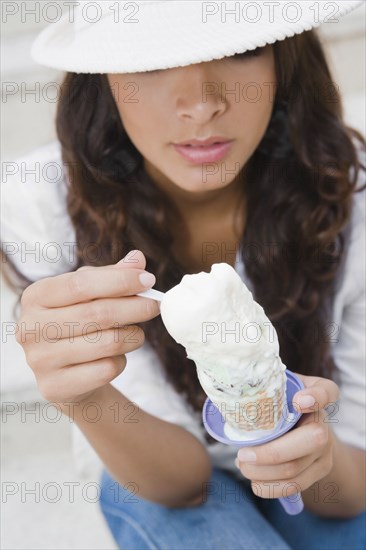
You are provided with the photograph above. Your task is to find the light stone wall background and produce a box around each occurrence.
[1,2,365,549]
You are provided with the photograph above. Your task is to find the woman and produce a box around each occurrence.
[2,1,365,548]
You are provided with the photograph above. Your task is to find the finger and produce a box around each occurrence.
[237,421,328,465]
[32,295,160,340]
[113,249,146,270]
[37,355,127,403]
[236,453,314,482]
[23,265,156,308]
[28,326,144,371]
[293,373,340,413]
[296,408,328,429]
[77,251,147,272]
[251,456,332,499]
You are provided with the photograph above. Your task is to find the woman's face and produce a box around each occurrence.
[107,45,277,196]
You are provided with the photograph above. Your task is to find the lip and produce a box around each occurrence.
[172,138,234,164]
[175,136,231,147]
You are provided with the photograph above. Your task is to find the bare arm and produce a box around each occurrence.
[16,251,212,508]
[59,383,212,508]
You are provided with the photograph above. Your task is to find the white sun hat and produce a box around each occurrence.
[31,0,364,74]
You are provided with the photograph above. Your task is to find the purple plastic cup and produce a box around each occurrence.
[202,369,305,515]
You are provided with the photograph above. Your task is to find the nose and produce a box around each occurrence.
[174,63,226,124]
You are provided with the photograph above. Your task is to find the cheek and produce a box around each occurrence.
[230,92,274,143]
[117,101,160,149]
[116,101,172,175]
[231,67,276,133]
[117,80,166,139]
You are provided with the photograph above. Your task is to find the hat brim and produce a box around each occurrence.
[31,0,363,74]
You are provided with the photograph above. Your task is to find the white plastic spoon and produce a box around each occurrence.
[137,288,165,301]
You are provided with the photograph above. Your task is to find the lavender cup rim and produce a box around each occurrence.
[202,369,305,447]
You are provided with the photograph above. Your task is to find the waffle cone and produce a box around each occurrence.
[212,385,285,432]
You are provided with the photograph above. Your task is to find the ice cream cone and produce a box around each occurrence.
[160,263,288,438]
[196,358,286,433]
[212,384,285,432]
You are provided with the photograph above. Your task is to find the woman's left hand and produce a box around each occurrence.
[235,373,340,499]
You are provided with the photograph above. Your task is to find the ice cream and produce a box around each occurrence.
[160,263,287,441]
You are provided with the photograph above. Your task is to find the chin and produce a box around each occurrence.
[177,178,233,193]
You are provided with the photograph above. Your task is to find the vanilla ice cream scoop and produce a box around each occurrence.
[159,263,287,436]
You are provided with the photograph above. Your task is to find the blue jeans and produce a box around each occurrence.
[98,467,366,550]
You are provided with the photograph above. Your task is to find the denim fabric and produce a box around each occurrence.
[98,467,365,550]
[258,497,366,550]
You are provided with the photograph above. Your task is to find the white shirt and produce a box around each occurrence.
[1,140,365,479]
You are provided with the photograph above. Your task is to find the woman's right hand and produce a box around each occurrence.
[16,250,160,406]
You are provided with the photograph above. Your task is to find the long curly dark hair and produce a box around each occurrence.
[2,30,365,443]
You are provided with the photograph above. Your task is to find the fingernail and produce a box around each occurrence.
[139,272,156,287]
[298,395,315,408]
[238,449,256,462]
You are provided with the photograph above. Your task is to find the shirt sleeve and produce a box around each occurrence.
[1,141,78,281]
[330,149,366,450]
